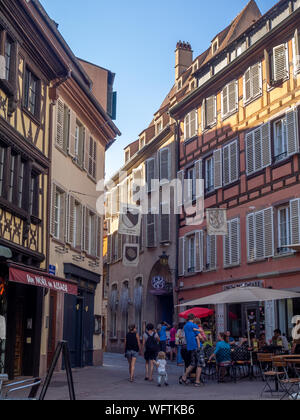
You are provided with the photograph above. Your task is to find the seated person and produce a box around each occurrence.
[258,333,267,350]
[225,331,235,345]
[208,333,232,382]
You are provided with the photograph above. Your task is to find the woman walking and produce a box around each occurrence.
[124,324,141,382]
[143,323,160,382]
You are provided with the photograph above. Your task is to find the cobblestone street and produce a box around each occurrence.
[35,352,278,401]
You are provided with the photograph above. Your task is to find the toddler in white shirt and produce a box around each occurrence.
[154,352,168,387]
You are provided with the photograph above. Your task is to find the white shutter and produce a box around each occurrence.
[184,113,190,140]
[244,68,251,103]
[176,170,184,209]
[290,199,300,245]
[195,159,203,199]
[263,207,274,258]
[273,43,288,82]
[206,96,216,127]
[252,62,262,98]
[67,194,75,245]
[221,85,228,117]
[160,202,170,243]
[195,230,204,273]
[228,80,238,114]
[230,140,238,183]
[230,218,240,266]
[50,183,57,237]
[245,131,255,175]
[294,28,300,72]
[255,211,264,260]
[146,158,156,192]
[247,213,256,261]
[68,109,76,157]
[190,110,197,138]
[207,234,217,270]
[83,206,89,253]
[146,212,156,248]
[56,99,64,148]
[223,144,230,185]
[178,236,185,277]
[254,127,262,172]
[286,108,299,157]
[223,222,231,268]
[159,147,170,181]
[214,149,223,189]
[261,122,271,168]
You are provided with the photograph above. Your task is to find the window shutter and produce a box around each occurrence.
[273,44,288,82]
[84,130,90,172]
[67,194,75,245]
[190,109,198,138]
[214,149,223,189]
[178,236,185,277]
[76,203,83,249]
[176,170,184,209]
[228,81,237,113]
[231,218,240,266]
[59,190,66,242]
[195,159,203,199]
[244,68,251,103]
[146,212,156,248]
[254,127,262,172]
[206,96,216,127]
[201,99,205,131]
[184,113,190,140]
[247,213,255,261]
[160,203,170,243]
[68,109,76,157]
[223,223,231,268]
[295,28,300,71]
[96,216,102,258]
[83,206,89,253]
[221,85,228,117]
[223,144,230,186]
[245,131,255,175]
[290,199,300,245]
[252,63,262,98]
[286,108,299,157]
[184,236,189,276]
[195,230,204,273]
[264,49,271,86]
[207,234,217,270]
[263,207,274,258]
[255,211,264,260]
[159,147,170,181]
[50,183,57,237]
[230,140,238,183]
[146,158,156,192]
[261,122,271,168]
[107,234,112,264]
[56,99,64,148]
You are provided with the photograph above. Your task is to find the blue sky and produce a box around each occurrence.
[40,0,277,180]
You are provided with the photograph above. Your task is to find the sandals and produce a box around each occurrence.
[179,376,188,385]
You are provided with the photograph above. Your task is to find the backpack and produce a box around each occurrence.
[146,332,159,352]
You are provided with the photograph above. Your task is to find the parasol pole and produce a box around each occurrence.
[245,309,254,379]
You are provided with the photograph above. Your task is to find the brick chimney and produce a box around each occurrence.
[175,41,193,81]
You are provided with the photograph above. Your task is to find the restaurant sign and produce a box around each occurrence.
[223,280,264,291]
[9,267,78,296]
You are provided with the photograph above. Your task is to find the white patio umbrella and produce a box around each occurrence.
[177,286,300,307]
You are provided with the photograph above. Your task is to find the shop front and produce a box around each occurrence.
[0,262,77,379]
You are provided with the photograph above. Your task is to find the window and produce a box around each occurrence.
[221,80,238,118]
[187,235,196,273]
[202,96,217,130]
[184,231,204,275]
[74,121,84,166]
[205,157,214,193]
[0,146,6,196]
[145,157,156,193]
[67,196,83,249]
[146,211,156,248]
[245,122,271,175]
[29,173,39,217]
[187,166,196,201]
[266,43,289,85]
[125,149,130,163]
[224,218,240,267]
[273,109,299,162]
[206,234,217,270]
[244,63,262,104]
[4,37,12,81]
[223,140,238,186]
[160,202,170,243]
[156,120,163,135]
[17,161,25,208]
[247,208,274,262]
[274,117,287,162]
[293,28,300,74]
[51,185,66,241]
[54,189,61,240]
[290,198,300,245]
[278,206,291,253]
[159,147,170,182]
[24,68,39,117]
[184,109,198,140]
[212,39,219,55]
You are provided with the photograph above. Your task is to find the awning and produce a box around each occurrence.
[9,266,78,296]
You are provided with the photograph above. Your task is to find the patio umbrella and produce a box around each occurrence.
[179,307,214,319]
[177,287,300,307]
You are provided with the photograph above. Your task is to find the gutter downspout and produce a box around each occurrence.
[173,118,180,322]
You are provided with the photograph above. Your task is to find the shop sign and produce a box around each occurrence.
[9,267,78,296]
[223,280,264,291]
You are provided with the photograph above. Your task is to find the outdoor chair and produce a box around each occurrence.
[203,345,217,381]
[260,356,287,398]
[232,346,251,380]
[257,353,273,380]
[0,377,41,400]
[279,358,300,400]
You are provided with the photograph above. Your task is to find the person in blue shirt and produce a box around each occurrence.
[158,321,170,353]
[209,333,232,383]
[179,314,206,387]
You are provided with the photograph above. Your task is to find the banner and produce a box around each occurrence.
[122,244,139,267]
[118,204,141,236]
[206,208,227,236]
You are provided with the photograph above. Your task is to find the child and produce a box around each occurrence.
[193,318,207,349]
[154,352,168,387]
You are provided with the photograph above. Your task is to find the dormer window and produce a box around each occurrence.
[177,78,182,91]
[156,119,163,135]
[139,135,145,150]
[125,149,130,163]
[212,38,219,55]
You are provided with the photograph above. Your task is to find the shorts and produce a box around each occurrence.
[189,349,206,369]
[125,350,138,359]
[144,350,158,361]
[170,341,176,349]
[160,341,167,352]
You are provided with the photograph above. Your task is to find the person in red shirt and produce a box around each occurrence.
[169,323,177,362]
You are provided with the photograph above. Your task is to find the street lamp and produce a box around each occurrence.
[159,251,169,267]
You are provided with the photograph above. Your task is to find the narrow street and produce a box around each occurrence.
[38,353,273,401]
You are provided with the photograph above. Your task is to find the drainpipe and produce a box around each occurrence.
[173,118,180,322]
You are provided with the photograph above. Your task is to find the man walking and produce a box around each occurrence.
[179,314,205,387]
[158,321,170,353]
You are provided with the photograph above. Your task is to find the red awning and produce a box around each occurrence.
[9,266,78,296]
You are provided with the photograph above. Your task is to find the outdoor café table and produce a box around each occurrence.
[283,357,300,378]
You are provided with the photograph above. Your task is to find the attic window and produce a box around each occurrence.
[139,136,145,149]
[177,79,182,91]
[125,149,130,162]
[212,39,219,55]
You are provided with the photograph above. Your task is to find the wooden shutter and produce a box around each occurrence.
[195,230,204,273]
[214,149,223,189]
[146,212,156,247]
[68,109,76,157]
[255,211,264,260]
[56,99,64,148]
[184,113,190,140]
[75,202,83,249]
[223,144,230,186]
[178,236,185,277]
[184,236,189,276]
[273,44,288,82]
[83,206,90,253]
[96,216,102,258]
[160,202,170,243]
[264,49,271,86]
[223,222,231,268]
[254,127,262,172]
[146,158,156,192]
[245,131,255,175]
[195,159,203,199]
[228,81,237,114]
[159,147,170,181]
[67,194,75,245]
[176,170,184,209]
[59,190,66,242]
[252,63,262,98]
[286,108,299,157]
[230,140,238,183]
[50,183,57,237]
[190,109,198,138]
[221,85,228,117]
[290,199,300,245]
[230,218,240,266]
[206,96,216,127]
[207,234,217,270]
[244,68,251,103]
[84,130,90,172]
[247,213,256,261]
[295,28,300,71]
[261,122,271,168]
[107,234,112,264]
[263,207,274,258]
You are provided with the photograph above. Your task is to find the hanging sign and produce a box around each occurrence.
[118,204,141,236]
[122,244,139,267]
[206,209,228,236]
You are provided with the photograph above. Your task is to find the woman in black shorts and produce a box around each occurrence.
[124,324,141,382]
[142,323,160,381]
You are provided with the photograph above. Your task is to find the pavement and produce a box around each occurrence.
[30,352,280,401]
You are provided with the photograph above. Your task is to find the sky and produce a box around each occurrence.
[40,0,277,180]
